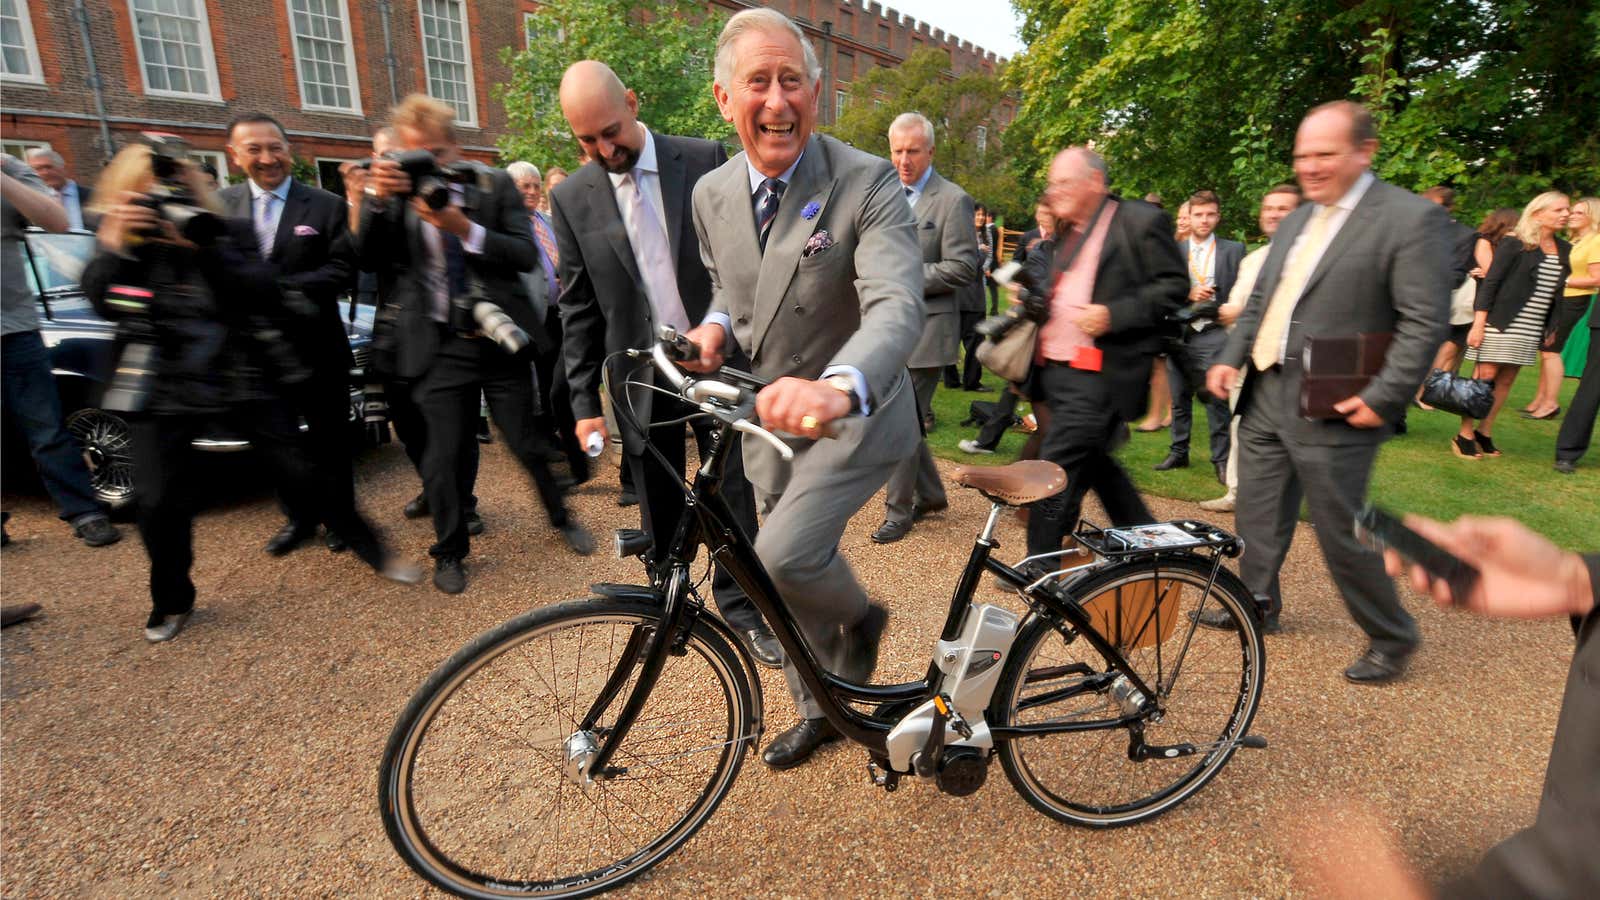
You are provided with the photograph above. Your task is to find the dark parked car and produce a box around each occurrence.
[6,228,387,510]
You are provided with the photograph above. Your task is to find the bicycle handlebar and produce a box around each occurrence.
[646,329,796,462]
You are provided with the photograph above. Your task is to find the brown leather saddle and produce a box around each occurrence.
[952,459,1068,507]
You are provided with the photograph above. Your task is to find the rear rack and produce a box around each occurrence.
[1074,519,1242,560]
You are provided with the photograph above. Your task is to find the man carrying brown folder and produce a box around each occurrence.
[1202,101,1450,684]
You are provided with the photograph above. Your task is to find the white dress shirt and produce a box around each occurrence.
[1259,170,1374,363]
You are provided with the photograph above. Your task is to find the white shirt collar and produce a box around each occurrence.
[903,165,934,195]
[1189,233,1216,251]
[1327,170,1375,214]
[607,124,658,189]
[745,151,804,195]
[248,176,292,203]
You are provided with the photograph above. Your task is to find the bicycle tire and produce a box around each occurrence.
[992,554,1264,827]
[379,597,756,898]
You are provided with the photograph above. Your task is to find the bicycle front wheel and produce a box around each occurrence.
[379,598,756,898]
[993,554,1264,827]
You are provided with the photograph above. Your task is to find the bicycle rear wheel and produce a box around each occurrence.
[993,554,1263,826]
[379,598,756,898]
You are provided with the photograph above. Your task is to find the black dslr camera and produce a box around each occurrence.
[352,148,475,210]
[132,132,225,246]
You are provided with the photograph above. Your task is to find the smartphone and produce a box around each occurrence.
[1355,505,1480,604]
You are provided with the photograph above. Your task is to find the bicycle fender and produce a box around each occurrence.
[588,583,663,603]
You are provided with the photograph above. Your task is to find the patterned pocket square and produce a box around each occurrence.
[801,229,834,258]
[293,224,319,236]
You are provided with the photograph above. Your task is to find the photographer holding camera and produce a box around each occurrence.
[83,137,418,642]
[352,95,592,594]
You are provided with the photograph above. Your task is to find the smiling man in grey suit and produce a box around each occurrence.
[1204,101,1449,683]
[683,7,924,769]
[872,111,981,545]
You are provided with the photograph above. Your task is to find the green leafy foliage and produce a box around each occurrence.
[495,0,732,170]
[824,49,1032,222]
[1008,0,1600,236]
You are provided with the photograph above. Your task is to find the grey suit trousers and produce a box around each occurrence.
[754,456,895,719]
[1235,366,1418,654]
[883,366,949,525]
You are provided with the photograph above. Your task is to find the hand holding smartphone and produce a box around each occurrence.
[1355,505,1481,605]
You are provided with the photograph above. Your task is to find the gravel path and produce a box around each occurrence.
[1,442,1575,897]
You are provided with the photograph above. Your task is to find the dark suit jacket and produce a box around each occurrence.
[351,165,539,380]
[1180,236,1246,314]
[1476,237,1572,331]
[549,131,727,449]
[1220,177,1450,442]
[1441,554,1600,898]
[1021,196,1188,418]
[218,178,355,372]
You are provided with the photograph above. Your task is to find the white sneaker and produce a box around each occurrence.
[958,439,995,455]
[1198,492,1236,512]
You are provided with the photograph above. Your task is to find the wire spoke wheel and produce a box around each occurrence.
[65,408,135,508]
[993,555,1263,826]
[380,599,755,898]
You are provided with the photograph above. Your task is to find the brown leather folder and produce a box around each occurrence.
[1300,332,1393,419]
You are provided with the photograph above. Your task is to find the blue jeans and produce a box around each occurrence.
[2,330,103,522]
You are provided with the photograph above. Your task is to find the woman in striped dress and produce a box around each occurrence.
[1455,192,1572,458]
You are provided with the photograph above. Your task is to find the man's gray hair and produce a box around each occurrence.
[507,161,542,182]
[23,147,64,167]
[714,8,820,89]
[1067,146,1110,184]
[888,112,935,147]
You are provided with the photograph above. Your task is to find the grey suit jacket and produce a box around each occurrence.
[692,133,924,494]
[1220,177,1449,443]
[906,170,981,368]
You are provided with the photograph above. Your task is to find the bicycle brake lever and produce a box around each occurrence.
[734,419,794,461]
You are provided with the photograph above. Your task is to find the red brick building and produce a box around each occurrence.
[0,0,1008,189]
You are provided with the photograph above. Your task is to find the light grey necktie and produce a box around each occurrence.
[255,191,279,258]
[623,173,691,332]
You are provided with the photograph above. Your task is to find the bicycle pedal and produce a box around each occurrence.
[866,758,900,793]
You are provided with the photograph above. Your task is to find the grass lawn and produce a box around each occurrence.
[927,367,1596,551]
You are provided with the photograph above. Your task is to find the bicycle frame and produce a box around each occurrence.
[578,347,1238,779]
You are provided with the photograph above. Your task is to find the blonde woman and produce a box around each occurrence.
[1524,196,1600,418]
[1554,196,1600,473]
[1455,192,1571,458]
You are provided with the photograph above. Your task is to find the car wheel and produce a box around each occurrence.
[65,407,136,511]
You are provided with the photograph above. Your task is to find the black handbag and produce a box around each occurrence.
[1419,368,1494,419]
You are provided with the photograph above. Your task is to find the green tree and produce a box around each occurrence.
[1007,0,1600,237]
[825,49,1032,223]
[496,0,732,170]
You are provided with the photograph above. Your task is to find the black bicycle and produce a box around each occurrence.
[378,330,1267,898]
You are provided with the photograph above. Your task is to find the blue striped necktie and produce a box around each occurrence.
[755,177,785,253]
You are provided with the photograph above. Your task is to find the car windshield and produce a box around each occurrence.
[23,230,95,294]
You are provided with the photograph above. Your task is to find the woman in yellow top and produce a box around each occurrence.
[1525,196,1600,419]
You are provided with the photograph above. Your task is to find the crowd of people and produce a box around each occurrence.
[1,7,1595,892]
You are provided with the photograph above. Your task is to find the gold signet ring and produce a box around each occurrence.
[800,415,819,431]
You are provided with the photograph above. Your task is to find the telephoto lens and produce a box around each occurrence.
[103,341,157,413]
[472,301,530,354]
[362,382,389,424]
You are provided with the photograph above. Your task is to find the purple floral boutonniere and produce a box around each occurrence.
[801,201,820,220]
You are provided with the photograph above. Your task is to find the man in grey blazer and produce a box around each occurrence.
[873,112,981,544]
[1203,101,1449,683]
[683,7,924,769]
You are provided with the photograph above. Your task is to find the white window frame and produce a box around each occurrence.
[314,155,353,190]
[975,125,987,157]
[189,149,228,181]
[126,0,224,101]
[0,0,45,85]
[417,0,477,127]
[835,88,847,120]
[286,0,363,115]
[523,12,565,47]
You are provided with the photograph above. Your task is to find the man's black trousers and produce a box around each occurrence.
[1025,363,1153,556]
[414,330,567,560]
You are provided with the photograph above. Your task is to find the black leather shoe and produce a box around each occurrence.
[617,489,639,508]
[737,625,783,669]
[761,718,841,770]
[265,522,316,556]
[325,529,347,553]
[433,557,467,594]
[1343,646,1412,684]
[1193,606,1281,635]
[1153,453,1189,471]
[465,510,484,535]
[871,519,912,544]
[838,602,889,685]
[559,522,595,556]
[1214,462,1227,485]
[1555,459,1577,475]
[403,493,429,519]
[912,500,948,521]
